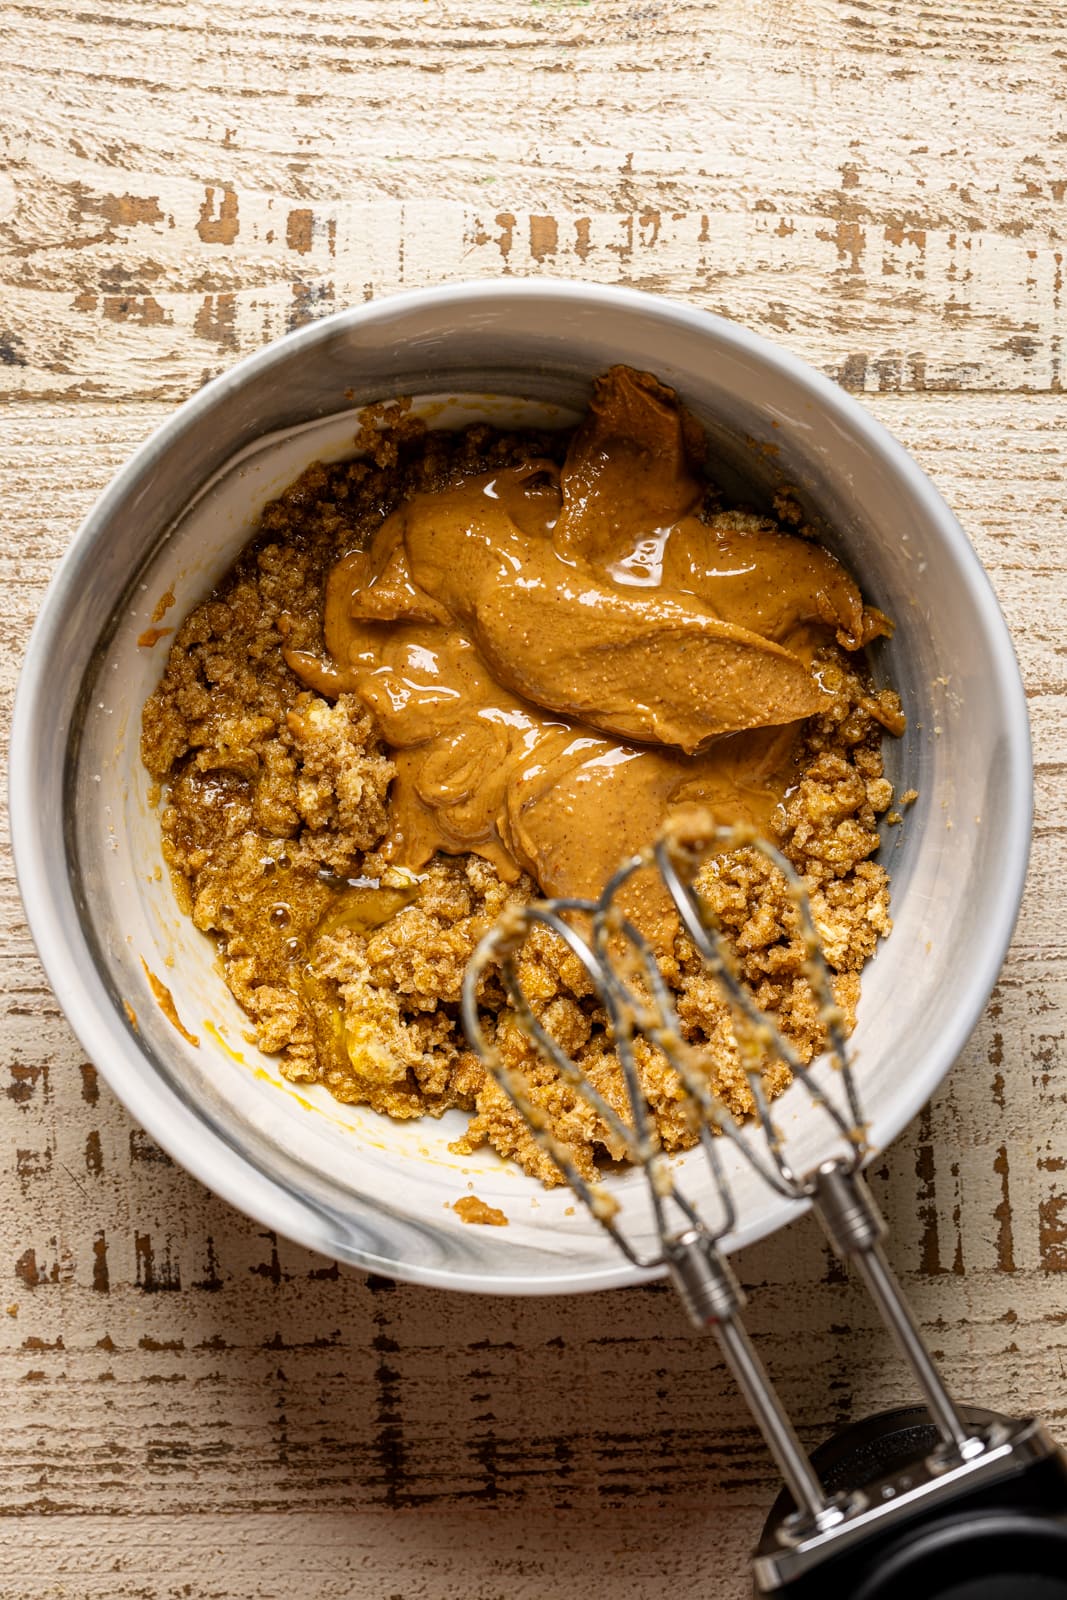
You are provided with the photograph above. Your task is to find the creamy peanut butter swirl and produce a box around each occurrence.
[287,367,889,935]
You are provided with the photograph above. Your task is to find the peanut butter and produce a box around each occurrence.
[287,367,887,930]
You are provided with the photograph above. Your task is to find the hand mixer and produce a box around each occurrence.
[461,813,1067,1599]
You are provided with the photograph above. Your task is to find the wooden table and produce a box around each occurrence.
[2,5,1064,1595]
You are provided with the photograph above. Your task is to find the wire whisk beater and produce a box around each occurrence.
[461,811,1067,1596]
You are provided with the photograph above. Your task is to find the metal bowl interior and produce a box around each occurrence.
[10,282,1032,1292]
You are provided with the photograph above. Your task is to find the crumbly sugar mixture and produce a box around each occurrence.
[142,406,901,1186]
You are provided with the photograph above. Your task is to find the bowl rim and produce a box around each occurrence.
[9,278,1034,1294]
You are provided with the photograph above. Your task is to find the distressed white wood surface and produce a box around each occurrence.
[2,4,1066,1597]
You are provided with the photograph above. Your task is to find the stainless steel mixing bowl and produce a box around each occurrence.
[9,281,1032,1291]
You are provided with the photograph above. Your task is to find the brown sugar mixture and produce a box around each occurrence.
[141,368,903,1186]
[453,1195,509,1227]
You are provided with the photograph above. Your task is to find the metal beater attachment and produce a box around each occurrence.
[462,812,1067,1598]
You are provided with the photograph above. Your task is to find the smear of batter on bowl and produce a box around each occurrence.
[141,366,903,1186]
[453,1195,509,1226]
[140,958,199,1048]
[138,626,173,649]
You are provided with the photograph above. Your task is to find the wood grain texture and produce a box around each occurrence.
[2,0,1066,399]
[2,3,1066,1596]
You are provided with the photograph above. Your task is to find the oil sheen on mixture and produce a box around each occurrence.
[141,367,904,1186]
